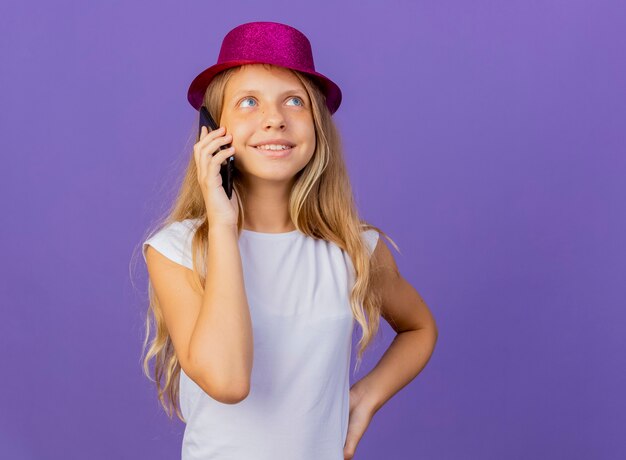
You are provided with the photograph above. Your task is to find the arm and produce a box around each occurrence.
[351,237,438,414]
[145,223,253,404]
[188,224,253,399]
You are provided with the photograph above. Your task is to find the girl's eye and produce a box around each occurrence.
[287,96,304,106]
[239,97,257,108]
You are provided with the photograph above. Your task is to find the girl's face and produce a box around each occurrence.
[220,64,316,185]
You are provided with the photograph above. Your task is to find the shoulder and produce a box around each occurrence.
[358,224,399,277]
[371,235,400,277]
[360,228,380,257]
[142,218,203,269]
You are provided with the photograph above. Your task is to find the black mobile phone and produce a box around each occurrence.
[199,105,235,200]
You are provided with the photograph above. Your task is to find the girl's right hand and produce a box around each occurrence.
[194,125,239,228]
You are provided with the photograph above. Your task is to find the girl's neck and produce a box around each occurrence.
[240,179,296,233]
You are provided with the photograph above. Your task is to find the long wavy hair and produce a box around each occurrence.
[135,63,399,422]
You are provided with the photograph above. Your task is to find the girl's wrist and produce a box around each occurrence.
[208,223,238,234]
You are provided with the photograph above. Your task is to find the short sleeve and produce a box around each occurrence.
[142,220,198,270]
[361,229,380,257]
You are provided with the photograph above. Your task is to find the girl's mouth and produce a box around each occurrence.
[252,145,294,158]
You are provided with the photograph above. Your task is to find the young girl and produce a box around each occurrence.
[141,21,438,460]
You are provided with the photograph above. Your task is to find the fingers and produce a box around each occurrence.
[195,148,236,193]
[196,128,231,156]
[194,126,234,186]
[198,125,226,146]
[210,146,235,176]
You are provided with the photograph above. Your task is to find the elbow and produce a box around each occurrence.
[429,318,439,341]
[207,377,250,404]
[191,366,251,404]
[216,383,250,404]
[186,351,252,404]
[416,320,438,346]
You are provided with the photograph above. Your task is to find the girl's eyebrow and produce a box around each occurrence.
[230,88,307,100]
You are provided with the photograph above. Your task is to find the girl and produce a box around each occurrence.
[141,21,438,460]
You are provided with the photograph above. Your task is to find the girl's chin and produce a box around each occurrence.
[237,165,298,183]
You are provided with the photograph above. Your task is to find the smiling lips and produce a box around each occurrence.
[255,145,292,151]
[252,144,294,158]
[251,138,296,158]
[252,138,295,148]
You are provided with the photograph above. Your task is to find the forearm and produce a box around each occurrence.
[352,326,438,414]
[188,224,253,394]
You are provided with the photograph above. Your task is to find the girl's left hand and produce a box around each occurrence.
[343,384,377,460]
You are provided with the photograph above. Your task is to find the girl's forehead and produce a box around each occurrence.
[232,64,298,85]
[226,66,306,96]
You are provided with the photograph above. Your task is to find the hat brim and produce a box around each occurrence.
[187,60,342,115]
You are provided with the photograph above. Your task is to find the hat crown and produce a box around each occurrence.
[218,22,315,72]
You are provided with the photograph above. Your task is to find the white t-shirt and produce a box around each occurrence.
[142,218,379,460]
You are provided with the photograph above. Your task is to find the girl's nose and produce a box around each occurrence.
[262,108,286,130]
[264,119,286,130]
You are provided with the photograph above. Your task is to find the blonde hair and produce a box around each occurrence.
[135,63,399,422]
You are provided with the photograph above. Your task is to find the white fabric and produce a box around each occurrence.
[142,218,379,460]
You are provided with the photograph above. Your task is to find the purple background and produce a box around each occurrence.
[2,1,624,459]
